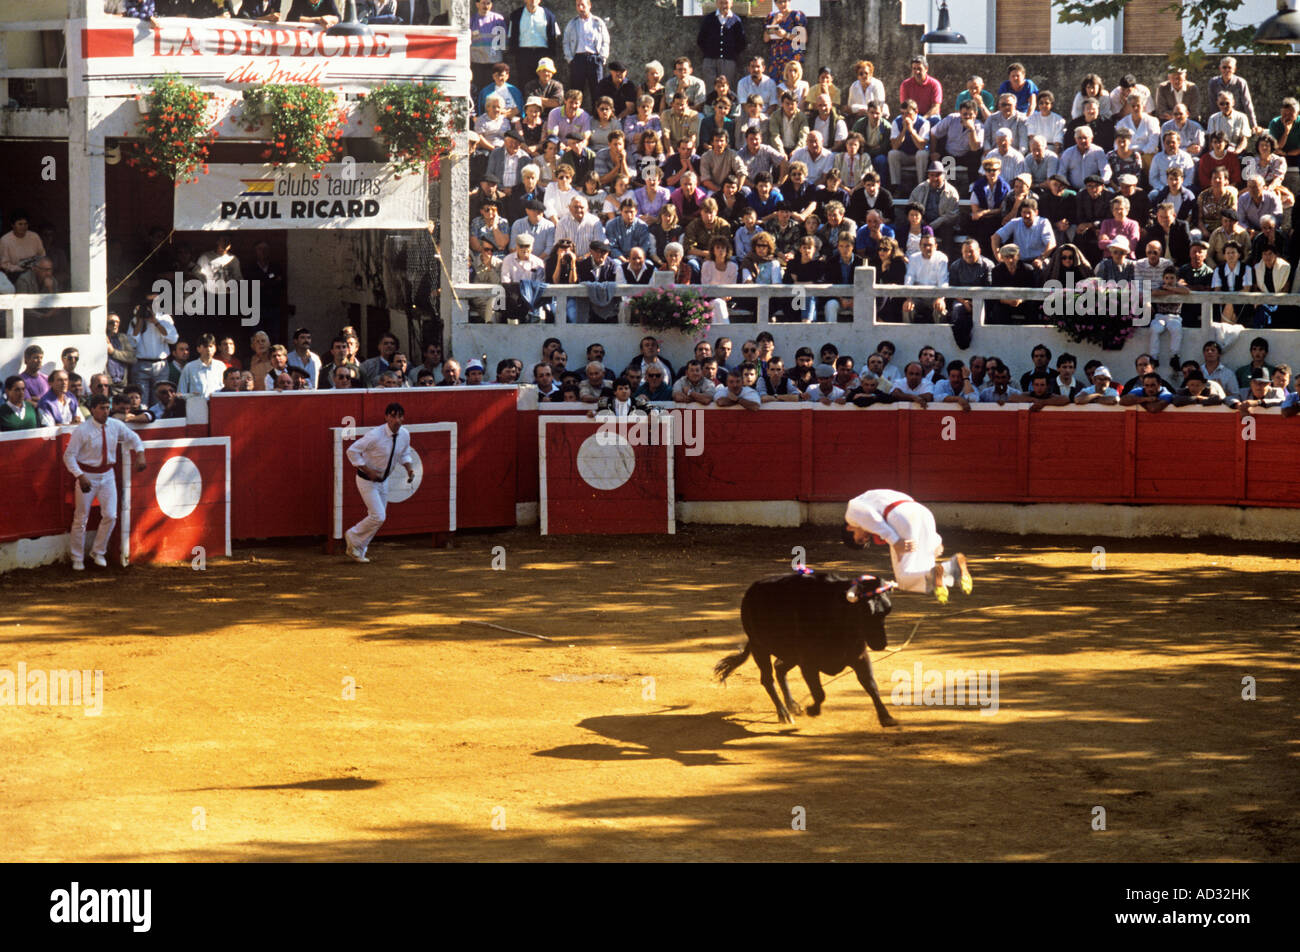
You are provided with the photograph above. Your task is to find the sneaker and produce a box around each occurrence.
[347,548,370,564]
[71,560,85,572]
[957,554,973,595]
[934,584,949,605]
[91,554,108,568]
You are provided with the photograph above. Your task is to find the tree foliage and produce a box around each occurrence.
[1052,0,1278,59]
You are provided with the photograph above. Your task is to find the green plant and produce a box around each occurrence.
[1048,278,1141,350]
[363,81,465,178]
[129,74,217,185]
[242,83,347,174]
[627,286,714,338]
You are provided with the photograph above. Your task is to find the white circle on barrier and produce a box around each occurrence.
[386,451,424,504]
[155,456,203,520]
[576,432,635,491]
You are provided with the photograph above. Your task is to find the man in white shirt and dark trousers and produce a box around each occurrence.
[131,298,178,406]
[343,402,415,564]
[63,394,146,571]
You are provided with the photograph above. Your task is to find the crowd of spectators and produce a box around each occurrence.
[454,3,1300,333]
[10,1,1300,434]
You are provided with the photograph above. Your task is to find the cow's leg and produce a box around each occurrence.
[800,666,826,717]
[753,651,793,723]
[774,658,803,715]
[851,655,899,727]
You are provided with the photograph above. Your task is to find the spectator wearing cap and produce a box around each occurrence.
[1155,66,1200,124]
[804,364,846,405]
[460,360,485,386]
[508,0,563,82]
[987,244,1039,324]
[500,234,548,321]
[985,93,1029,156]
[1036,173,1076,240]
[1108,74,1152,118]
[907,162,960,254]
[696,0,746,86]
[1074,366,1119,404]
[1161,103,1205,158]
[477,62,524,119]
[593,60,637,120]
[1113,173,1152,230]
[1207,57,1258,132]
[985,129,1026,185]
[1059,126,1111,190]
[992,197,1055,269]
[510,199,556,258]
[1229,366,1282,412]
[576,238,625,321]
[525,61,565,113]
[968,156,1011,255]
[559,128,597,183]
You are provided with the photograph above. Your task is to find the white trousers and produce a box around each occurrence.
[887,502,945,593]
[348,474,389,555]
[711,299,730,324]
[1148,313,1183,362]
[71,471,118,562]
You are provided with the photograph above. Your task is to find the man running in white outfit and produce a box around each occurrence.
[843,487,972,604]
[344,402,415,563]
[63,394,147,570]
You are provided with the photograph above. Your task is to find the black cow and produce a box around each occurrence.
[714,570,898,727]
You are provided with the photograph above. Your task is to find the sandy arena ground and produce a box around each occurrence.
[1,526,1296,862]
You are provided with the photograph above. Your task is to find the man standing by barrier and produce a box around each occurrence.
[63,394,146,571]
[843,488,972,605]
[343,403,415,564]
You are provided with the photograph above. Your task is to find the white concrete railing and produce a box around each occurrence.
[452,266,1300,327]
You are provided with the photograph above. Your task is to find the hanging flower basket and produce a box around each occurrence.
[128,74,218,185]
[361,81,465,179]
[242,83,348,174]
[1050,278,1139,350]
[628,286,714,339]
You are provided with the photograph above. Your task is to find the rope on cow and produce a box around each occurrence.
[869,619,921,661]
[460,620,558,643]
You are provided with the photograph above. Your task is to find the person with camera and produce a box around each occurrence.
[129,292,178,406]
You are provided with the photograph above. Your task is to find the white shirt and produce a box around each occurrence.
[346,423,413,481]
[893,377,935,398]
[177,358,229,399]
[554,212,606,254]
[63,416,145,478]
[197,250,242,291]
[844,488,915,545]
[847,78,889,117]
[790,146,835,183]
[737,75,779,112]
[804,383,845,403]
[38,394,77,426]
[905,250,950,287]
[501,252,548,283]
[713,384,760,404]
[133,312,179,362]
[1027,111,1067,147]
[287,350,322,389]
[1115,112,1163,153]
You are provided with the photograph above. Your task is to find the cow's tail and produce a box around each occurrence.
[714,643,752,683]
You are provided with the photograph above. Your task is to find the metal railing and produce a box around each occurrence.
[452,266,1300,327]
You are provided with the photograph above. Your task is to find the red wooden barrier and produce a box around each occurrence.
[540,417,674,534]
[0,430,66,544]
[121,438,231,564]
[674,408,804,500]
[332,424,457,542]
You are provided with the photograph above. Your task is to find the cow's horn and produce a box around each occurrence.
[845,587,859,603]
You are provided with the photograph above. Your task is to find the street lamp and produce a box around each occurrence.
[1255,0,1300,44]
[327,0,374,38]
[921,1,967,45]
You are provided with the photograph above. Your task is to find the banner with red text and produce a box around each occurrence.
[174,163,428,230]
[70,17,467,97]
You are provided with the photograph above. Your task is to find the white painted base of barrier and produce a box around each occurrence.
[0,534,71,573]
